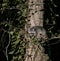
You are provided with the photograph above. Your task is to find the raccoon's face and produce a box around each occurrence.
[28,26,47,40]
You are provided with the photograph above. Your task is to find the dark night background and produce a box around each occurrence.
[0,0,60,61]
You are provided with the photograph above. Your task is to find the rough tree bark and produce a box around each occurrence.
[25,0,49,61]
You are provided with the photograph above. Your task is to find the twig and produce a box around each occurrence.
[48,36,60,41]
[47,36,60,45]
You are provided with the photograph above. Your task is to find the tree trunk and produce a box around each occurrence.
[25,0,49,61]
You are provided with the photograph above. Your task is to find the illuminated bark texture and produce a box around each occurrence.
[25,0,49,61]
